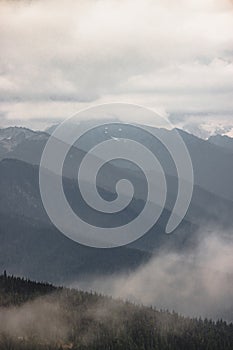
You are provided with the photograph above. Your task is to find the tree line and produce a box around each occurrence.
[0,272,232,350]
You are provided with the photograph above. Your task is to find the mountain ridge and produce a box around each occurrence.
[1,124,233,282]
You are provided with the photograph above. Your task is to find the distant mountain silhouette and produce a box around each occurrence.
[208,134,233,154]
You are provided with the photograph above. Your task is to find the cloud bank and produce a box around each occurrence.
[72,231,233,321]
[0,0,233,134]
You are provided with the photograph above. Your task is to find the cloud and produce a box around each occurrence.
[0,296,68,343]
[170,113,233,138]
[71,231,233,321]
[0,0,233,130]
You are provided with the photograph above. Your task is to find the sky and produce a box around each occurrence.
[0,0,233,137]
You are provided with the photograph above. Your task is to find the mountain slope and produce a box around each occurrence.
[208,134,233,154]
[0,126,49,165]
[1,124,233,282]
[0,157,233,283]
[0,159,151,283]
[0,273,232,350]
[2,124,233,202]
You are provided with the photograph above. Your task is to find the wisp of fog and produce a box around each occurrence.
[71,230,233,321]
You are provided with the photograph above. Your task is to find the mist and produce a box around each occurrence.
[0,231,232,348]
[0,295,68,343]
[71,230,233,321]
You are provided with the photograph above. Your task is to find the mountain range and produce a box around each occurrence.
[0,124,233,283]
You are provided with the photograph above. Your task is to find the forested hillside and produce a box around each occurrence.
[0,273,232,350]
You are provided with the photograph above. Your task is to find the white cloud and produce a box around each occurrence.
[72,231,233,321]
[171,113,233,138]
[0,0,233,130]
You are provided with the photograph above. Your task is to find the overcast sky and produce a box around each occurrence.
[0,0,233,137]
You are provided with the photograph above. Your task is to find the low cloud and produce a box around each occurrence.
[72,230,233,321]
[0,296,68,343]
